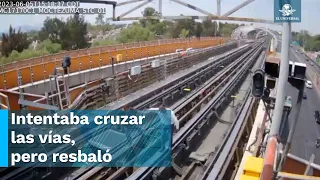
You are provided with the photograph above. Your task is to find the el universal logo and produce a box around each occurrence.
[274,0,301,22]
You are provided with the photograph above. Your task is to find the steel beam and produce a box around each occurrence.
[222,0,255,17]
[170,0,215,16]
[116,0,146,6]
[18,99,59,110]
[117,0,152,19]
[116,15,276,24]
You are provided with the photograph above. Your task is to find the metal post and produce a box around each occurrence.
[159,0,162,16]
[217,0,221,16]
[111,57,115,76]
[113,5,116,20]
[216,0,221,36]
[278,81,304,172]
[269,22,290,136]
[289,23,292,44]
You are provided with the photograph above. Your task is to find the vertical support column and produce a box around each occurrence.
[159,0,162,16]
[113,5,116,20]
[261,22,291,180]
[216,0,221,36]
[270,22,290,136]
[217,0,221,16]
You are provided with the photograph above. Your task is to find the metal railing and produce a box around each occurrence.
[1,37,220,71]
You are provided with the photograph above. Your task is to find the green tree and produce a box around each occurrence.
[64,13,88,50]
[202,19,216,36]
[39,17,66,44]
[219,22,239,37]
[140,7,160,27]
[179,29,189,38]
[37,39,61,54]
[117,23,154,43]
[195,22,203,38]
[95,14,105,26]
[1,25,30,57]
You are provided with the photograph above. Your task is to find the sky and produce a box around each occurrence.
[0,0,319,34]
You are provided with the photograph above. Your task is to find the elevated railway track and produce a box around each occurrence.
[61,39,267,180]
[1,38,268,180]
[126,39,267,180]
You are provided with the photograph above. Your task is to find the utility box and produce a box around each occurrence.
[151,60,160,68]
[293,62,306,79]
[265,53,280,78]
[243,156,264,177]
[130,65,142,76]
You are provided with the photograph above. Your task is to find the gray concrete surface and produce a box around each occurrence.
[11,52,178,94]
[189,76,252,161]
[102,45,243,110]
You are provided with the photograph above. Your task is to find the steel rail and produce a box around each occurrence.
[69,41,263,180]
[130,45,252,110]
[200,48,267,180]
[172,42,263,128]
[99,42,246,110]
[126,41,265,180]
[65,43,255,180]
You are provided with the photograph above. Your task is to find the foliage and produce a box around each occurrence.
[179,29,189,38]
[117,23,154,43]
[39,17,66,44]
[39,14,88,51]
[219,22,239,37]
[64,13,88,50]
[0,7,243,64]
[0,49,49,64]
[37,39,61,54]
[93,14,112,32]
[27,30,39,41]
[95,14,105,26]
[292,30,320,52]
[1,25,30,57]
[92,38,116,47]
[140,7,160,27]
[202,19,216,36]
[195,22,203,38]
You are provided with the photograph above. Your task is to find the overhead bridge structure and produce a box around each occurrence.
[231,25,279,48]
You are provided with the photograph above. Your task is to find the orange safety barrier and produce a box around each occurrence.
[0,90,46,110]
[0,37,226,90]
[1,37,219,71]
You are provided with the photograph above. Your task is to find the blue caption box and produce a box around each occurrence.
[0,110,8,167]
[8,110,172,167]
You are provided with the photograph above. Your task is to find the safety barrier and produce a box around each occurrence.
[0,37,226,90]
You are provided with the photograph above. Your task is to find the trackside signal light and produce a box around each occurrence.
[252,69,265,98]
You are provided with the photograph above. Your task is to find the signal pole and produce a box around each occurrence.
[269,22,290,137]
